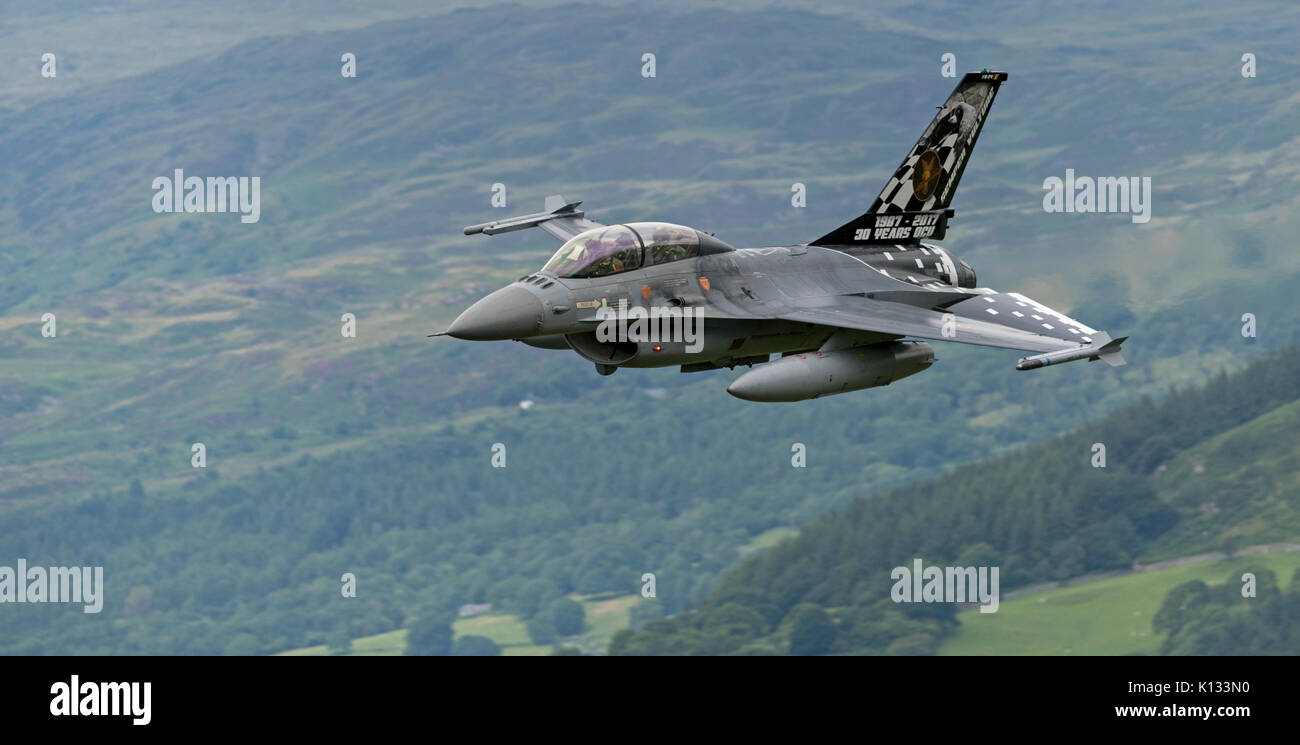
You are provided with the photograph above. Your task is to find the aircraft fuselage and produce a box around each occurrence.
[451,240,974,373]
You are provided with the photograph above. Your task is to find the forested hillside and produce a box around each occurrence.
[610,346,1300,655]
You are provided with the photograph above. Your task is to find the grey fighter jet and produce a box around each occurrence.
[439,71,1127,402]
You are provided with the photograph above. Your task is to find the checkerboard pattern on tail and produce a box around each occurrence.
[811,71,1005,246]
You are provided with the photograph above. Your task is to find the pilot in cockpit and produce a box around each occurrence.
[649,226,692,264]
[582,231,635,276]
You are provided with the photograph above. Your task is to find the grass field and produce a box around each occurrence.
[940,551,1300,656]
[276,593,643,656]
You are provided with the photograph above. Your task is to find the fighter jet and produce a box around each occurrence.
[439,71,1127,402]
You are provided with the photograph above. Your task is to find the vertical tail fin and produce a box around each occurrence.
[811,71,1006,246]
[871,71,1006,214]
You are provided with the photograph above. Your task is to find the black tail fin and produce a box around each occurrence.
[811,71,1006,246]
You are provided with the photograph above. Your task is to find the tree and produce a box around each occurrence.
[326,629,353,656]
[451,635,501,656]
[547,597,586,636]
[704,602,768,637]
[1152,580,1210,637]
[786,604,835,656]
[405,615,453,656]
[518,578,563,619]
[526,614,558,645]
[628,600,665,630]
[954,542,1000,570]
[223,633,261,656]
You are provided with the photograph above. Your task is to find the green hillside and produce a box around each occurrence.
[1146,398,1300,558]
[941,551,1300,656]
[610,347,1300,655]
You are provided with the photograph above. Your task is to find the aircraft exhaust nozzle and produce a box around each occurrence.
[726,341,934,402]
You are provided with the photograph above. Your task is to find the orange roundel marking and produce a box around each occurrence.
[698,277,711,291]
[642,285,652,300]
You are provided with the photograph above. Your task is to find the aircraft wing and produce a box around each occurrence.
[463,194,604,242]
[775,293,1088,354]
[696,245,1117,357]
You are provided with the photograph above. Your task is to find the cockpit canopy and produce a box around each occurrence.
[541,222,726,279]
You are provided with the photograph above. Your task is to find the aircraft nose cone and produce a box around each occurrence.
[447,286,543,341]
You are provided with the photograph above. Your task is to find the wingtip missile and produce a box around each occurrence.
[462,196,585,236]
[1016,332,1128,371]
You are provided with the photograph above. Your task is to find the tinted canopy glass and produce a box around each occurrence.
[542,225,643,278]
[626,222,700,265]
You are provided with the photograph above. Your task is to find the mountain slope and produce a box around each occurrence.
[610,346,1300,655]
